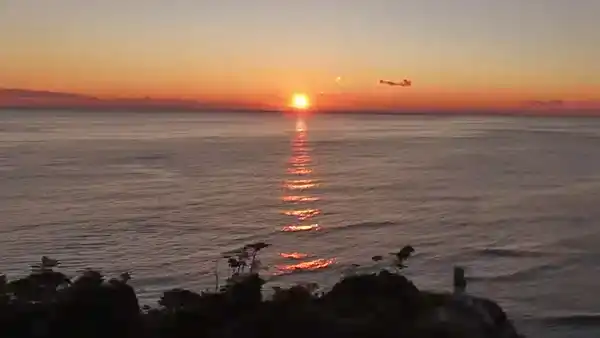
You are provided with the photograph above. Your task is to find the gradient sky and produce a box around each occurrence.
[1,0,599,111]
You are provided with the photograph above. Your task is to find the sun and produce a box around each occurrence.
[291,93,310,110]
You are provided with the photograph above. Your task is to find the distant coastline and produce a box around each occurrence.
[1,88,599,117]
[3,106,600,119]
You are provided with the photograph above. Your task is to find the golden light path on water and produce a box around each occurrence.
[281,224,321,232]
[282,181,318,190]
[275,258,336,274]
[281,196,320,202]
[287,167,312,175]
[281,208,321,220]
[277,114,335,274]
[279,252,308,259]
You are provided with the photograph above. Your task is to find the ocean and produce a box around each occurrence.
[1,109,599,337]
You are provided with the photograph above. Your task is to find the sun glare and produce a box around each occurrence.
[291,93,310,110]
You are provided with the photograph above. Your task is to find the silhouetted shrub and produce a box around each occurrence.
[0,246,522,338]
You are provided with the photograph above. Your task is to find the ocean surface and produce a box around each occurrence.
[1,110,600,337]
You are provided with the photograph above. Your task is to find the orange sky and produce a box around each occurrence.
[1,1,599,112]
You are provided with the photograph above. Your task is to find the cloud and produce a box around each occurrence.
[521,99,600,114]
[523,100,564,108]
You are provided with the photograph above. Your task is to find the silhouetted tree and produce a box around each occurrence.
[0,244,523,338]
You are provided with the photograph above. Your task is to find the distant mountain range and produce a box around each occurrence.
[1,88,598,116]
[0,88,274,112]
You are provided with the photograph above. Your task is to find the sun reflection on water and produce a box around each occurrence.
[283,181,318,190]
[281,224,321,232]
[287,167,312,175]
[276,258,336,274]
[279,252,309,259]
[278,115,335,274]
[282,208,321,221]
[281,195,320,202]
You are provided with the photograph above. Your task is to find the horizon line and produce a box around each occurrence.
[1,87,599,117]
[2,106,600,119]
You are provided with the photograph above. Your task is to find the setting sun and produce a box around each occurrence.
[291,93,310,110]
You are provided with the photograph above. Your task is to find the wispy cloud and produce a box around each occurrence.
[522,99,600,112]
[523,100,564,108]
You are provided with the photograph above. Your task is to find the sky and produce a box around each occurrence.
[1,0,599,112]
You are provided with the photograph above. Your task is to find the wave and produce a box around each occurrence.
[112,154,169,164]
[279,252,309,260]
[477,247,551,258]
[273,258,336,276]
[466,263,558,282]
[136,154,170,161]
[540,313,600,327]
[322,221,399,233]
[281,224,321,232]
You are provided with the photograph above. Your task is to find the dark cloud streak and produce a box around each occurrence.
[523,100,564,108]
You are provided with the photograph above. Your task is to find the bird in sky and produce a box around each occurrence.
[379,79,412,87]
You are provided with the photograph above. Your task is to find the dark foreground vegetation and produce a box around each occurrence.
[0,244,523,338]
